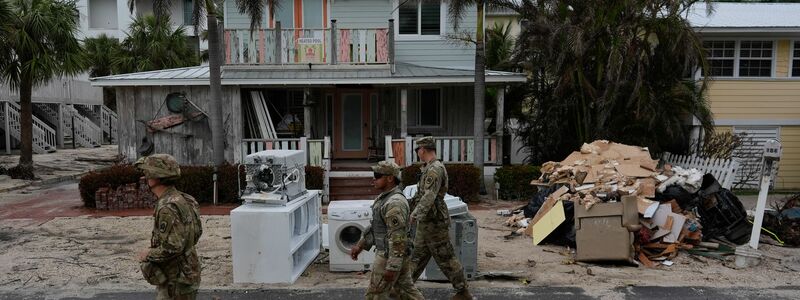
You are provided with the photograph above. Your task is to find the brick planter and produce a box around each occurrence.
[95,178,157,210]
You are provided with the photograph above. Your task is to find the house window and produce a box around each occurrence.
[399,0,441,36]
[738,41,773,77]
[704,40,735,77]
[183,0,193,26]
[793,41,800,77]
[416,89,441,127]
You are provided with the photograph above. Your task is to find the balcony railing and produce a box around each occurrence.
[225,20,394,66]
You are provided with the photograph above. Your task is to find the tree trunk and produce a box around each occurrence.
[208,11,225,165]
[17,77,35,179]
[473,1,486,193]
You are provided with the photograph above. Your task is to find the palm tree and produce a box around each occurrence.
[113,15,200,73]
[84,34,120,78]
[0,0,85,179]
[503,0,714,163]
[448,0,489,192]
[485,22,515,72]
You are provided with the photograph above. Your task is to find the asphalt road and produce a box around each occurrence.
[2,286,799,300]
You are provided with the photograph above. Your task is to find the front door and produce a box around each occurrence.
[333,91,371,159]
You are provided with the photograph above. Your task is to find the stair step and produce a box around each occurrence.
[329,177,374,187]
[329,186,382,196]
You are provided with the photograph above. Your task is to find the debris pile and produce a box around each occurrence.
[504,140,751,267]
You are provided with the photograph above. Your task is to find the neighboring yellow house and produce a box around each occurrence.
[690,3,800,189]
[486,6,520,37]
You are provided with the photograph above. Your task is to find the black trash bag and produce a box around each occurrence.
[524,185,576,247]
[655,185,698,210]
[696,174,752,245]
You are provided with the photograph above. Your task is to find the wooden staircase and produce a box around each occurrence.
[328,177,382,201]
[1,101,57,153]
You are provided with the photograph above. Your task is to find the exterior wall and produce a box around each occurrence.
[77,0,205,41]
[705,38,800,189]
[115,86,243,165]
[223,0,478,68]
[779,127,800,189]
[486,15,520,37]
[0,78,103,105]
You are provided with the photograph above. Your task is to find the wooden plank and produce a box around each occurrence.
[442,139,450,162]
[359,29,367,63]
[467,140,474,163]
[490,138,497,164]
[367,29,376,63]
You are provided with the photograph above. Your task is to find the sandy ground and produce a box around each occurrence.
[1,208,798,299]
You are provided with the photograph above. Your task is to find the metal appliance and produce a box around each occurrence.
[328,200,376,272]
[240,150,307,205]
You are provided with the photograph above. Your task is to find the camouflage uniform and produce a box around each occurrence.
[136,154,203,300]
[409,137,470,297]
[357,161,424,300]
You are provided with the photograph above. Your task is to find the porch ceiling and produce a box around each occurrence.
[89,63,527,87]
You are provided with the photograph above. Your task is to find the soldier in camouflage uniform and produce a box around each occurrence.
[350,161,424,300]
[135,154,203,300]
[409,137,473,300]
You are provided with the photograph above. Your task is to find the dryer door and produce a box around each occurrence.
[336,222,366,253]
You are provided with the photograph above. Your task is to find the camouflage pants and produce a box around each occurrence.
[366,253,425,300]
[156,282,197,300]
[410,221,468,292]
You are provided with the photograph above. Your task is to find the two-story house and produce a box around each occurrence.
[91,0,526,200]
[689,2,800,189]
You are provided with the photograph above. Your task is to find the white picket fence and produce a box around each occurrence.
[661,152,740,189]
[385,135,500,167]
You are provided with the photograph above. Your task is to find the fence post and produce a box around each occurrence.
[385,135,393,161]
[299,136,308,166]
[405,136,413,167]
[330,20,338,65]
[322,136,331,204]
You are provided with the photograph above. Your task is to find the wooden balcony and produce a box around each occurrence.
[225,20,394,66]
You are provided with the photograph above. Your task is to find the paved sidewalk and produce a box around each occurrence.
[0,146,119,193]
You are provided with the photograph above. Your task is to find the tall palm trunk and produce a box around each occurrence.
[208,9,224,165]
[473,1,486,192]
[18,76,34,178]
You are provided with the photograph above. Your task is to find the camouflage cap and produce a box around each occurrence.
[414,136,436,151]
[371,160,401,179]
[135,154,181,179]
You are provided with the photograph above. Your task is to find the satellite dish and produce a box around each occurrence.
[165,92,188,114]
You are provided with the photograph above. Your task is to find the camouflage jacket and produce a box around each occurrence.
[359,186,411,272]
[411,159,449,222]
[146,187,203,288]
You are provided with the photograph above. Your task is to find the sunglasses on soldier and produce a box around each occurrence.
[373,172,385,179]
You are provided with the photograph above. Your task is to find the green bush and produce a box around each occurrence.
[402,163,481,203]
[446,165,481,203]
[79,164,142,208]
[305,166,325,190]
[79,163,245,208]
[494,165,541,201]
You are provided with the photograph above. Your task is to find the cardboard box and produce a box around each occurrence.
[575,196,639,263]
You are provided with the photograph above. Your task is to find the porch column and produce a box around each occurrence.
[4,101,10,154]
[495,86,505,165]
[400,88,408,137]
[57,103,64,148]
[303,88,312,138]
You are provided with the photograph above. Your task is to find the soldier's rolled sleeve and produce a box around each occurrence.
[146,206,187,262]
[411,171,441,220]
[359,225,374,250]
[384,203,409,272]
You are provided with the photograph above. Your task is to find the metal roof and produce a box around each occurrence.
[90,63,527,87]
[688,3,800,32]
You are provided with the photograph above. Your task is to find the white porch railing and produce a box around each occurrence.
[1,101,57,154]
[101,105,118,143]
[661,152,740,190]
[63,105,102,148]
[240,136,332,202]
[385,135,500,167]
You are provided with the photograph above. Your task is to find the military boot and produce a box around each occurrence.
[451,289,474,300]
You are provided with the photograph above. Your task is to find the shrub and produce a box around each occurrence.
[402,163,481,203]
[446,165,481,203]
[494,165,541,201]
[305,166,325,190]
[79,163,245,208]
[402,164,423,187]
[79,164,142,208]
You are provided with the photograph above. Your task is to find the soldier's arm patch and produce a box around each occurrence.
[158,221,168,233]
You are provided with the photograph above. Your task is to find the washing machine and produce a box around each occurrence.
[328,200,376,272]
